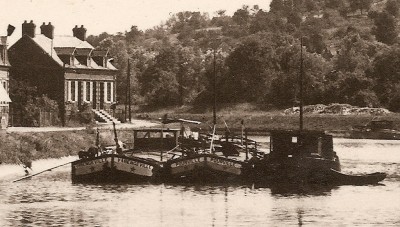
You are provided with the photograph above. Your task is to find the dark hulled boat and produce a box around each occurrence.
[71,128,181,183]
[350,120,400,140]
[251,130,386,185]
[165,152,249,183]
[252,130,341,184]
[164,132,257,183]
[252,37,386,185]
[71,153,160,183]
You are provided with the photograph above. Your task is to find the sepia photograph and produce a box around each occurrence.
[0,0,399,226]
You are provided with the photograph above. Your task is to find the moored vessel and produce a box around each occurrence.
[350,119,400,140]
[252,38,386,185]
[71,126,180,183]
[252,130,341,184]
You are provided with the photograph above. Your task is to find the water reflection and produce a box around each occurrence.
[0,138,399,226]
[259,182,337,197]
[297,208,304,226]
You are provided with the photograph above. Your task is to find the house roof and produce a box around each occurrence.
[54,47,75,55]
[0,85,11,103]
[29,34,117,70]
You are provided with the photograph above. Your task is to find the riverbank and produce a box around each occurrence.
[3,106,400,164]
[135,105,400,135]
[0,120,160,164]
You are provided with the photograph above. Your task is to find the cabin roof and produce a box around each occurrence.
[133,128,181,132]
[270,129,329,136]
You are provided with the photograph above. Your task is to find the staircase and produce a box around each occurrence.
[92,109,121,124]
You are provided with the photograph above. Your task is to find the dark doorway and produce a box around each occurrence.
[100,82,104,109]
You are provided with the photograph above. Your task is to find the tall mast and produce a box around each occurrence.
[210,46,217,154]
[213,48,217,126]
[299,37,304,131]
[128,59,132,123]
[124,60,128,121]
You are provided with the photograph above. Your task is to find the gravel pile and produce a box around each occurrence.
[284,103,390,115]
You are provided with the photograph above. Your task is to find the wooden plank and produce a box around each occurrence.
[12,160,76,183]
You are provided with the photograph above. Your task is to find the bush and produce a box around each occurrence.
[349,90,380,108]
[79,102,94,124]
[388,92,400,112]
[21,95,60,127]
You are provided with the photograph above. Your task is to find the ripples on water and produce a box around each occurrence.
[1,139,400,226]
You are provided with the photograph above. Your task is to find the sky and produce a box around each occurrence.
[0,0,271,44]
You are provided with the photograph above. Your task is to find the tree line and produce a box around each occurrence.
[87,0,400,112]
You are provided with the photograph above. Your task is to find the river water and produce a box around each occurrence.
[0,138,399,226]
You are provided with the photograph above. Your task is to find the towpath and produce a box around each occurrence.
[5,119,160,133]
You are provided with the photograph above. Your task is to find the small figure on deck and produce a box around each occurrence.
[23,160,32,175]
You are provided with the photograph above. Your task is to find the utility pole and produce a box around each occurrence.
[299,37,304,132]
[128,59,132,123]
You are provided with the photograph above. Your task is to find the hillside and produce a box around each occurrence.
[10,0,400,128]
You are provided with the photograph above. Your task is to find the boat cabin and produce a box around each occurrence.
[132,128,180,150]
[269,130,335,160]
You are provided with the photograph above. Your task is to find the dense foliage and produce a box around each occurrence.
[86,0,400,111]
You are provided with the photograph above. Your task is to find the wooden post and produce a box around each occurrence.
[128,60,132,123]
[245,130,249,161]
[241,119,244,146]
[299,37,304,132]
[38,109,41,127]
[160,128,164,161]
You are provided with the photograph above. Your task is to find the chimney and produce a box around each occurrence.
[22,20,36,38]
[40,22,54,39]
[72,25,87,41]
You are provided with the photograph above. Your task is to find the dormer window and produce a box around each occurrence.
[54,47,75,66]
[75,48,92,66]
[92,49,108,67]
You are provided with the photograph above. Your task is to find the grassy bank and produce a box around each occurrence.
[0,129,138,164]
[135,104,400,135]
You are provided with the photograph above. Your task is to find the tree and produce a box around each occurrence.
[9,79,61,126]
[299,18,327,54]
[249,11,286,34]
[334,33,373,73]
[370,47,400,106]
[372,12,398,45]
[333,71,377,106]
[138,44,205,107]
[349,0,372,15]
[125,26,143,44]
[232,6,250,26]
[87,32,110,48]
[386,0,400,17]
[211,11,232,27]
[325,0,346,9]
[351,90,380,107]
[270,43,331,107]
[224,37,278,103]
[168,11,209,34]
[287,11,302,28]
[305,0,318,11]
[388,85,400,111]
[270,0,286,13]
